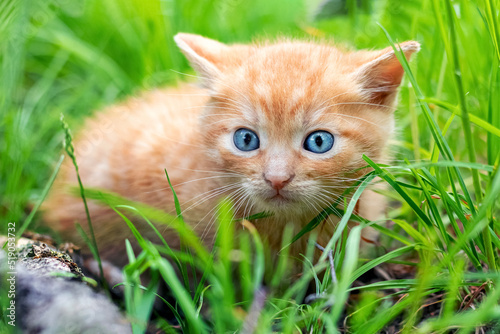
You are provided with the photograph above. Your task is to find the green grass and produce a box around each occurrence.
[1,0,500,332]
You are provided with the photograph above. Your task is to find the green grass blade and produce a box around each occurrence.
[349,245,415,285]
[424,97,500,137]
[363,155,433,227]
[17,154,64,237]
[60,115,106,287]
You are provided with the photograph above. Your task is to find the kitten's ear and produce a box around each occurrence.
[174,33,229,88]
[355,41,420,106]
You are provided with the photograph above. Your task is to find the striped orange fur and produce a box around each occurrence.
[43,34,419,268]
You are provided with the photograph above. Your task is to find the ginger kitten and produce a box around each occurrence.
[43,33,419,269]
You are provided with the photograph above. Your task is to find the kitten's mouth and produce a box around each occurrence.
[268,192,293,204]
[255,188,298,211]
[255,190,303,213]
[271,194,285,200]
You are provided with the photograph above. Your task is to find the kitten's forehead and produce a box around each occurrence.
[208,42,387,145]
[233,45,358,127]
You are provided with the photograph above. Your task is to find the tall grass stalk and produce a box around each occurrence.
[60,115,106,286]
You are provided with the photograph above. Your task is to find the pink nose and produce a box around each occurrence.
[264,173,295,191]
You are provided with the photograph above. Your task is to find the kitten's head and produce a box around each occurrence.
[175,33,419,218]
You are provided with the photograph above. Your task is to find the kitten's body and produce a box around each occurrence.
[44,35,419,268]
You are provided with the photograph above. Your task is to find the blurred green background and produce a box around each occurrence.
[1,0,498,229]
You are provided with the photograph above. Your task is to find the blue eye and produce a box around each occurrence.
[304,131,334,154]
[233,128,260,151]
